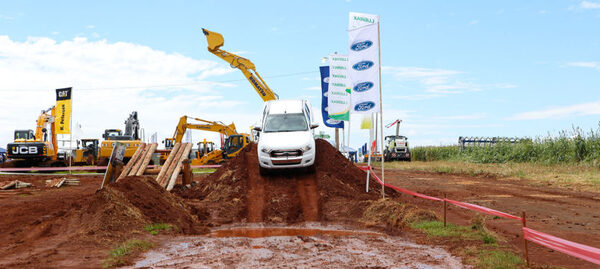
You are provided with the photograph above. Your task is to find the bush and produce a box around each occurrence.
[411,123,600,166]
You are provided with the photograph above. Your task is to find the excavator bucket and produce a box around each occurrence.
[202,28,224,51]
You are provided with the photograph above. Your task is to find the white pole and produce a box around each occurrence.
[69,88,73,175]
[366,112,374,192]
[377,19,384,198]
[347,113,351,159]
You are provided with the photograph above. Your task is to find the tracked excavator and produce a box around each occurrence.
[98,111,143,165]
[202,28,278,102]
[162,116,251,165]
[5,106,65,167]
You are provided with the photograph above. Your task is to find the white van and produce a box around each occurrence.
[254,100,318,174]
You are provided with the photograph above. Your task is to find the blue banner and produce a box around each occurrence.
[320,66,344,128]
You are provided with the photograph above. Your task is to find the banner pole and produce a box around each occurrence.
[365,113,372,193]
[377,19,385,198]
[347,113,351,158]
[69,88,73,175]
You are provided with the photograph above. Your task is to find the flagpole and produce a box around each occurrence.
[69,88,73,175]
[377,18,385,198]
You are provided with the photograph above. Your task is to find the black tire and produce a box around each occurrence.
[259,166,269,176]
[305,164,316,174]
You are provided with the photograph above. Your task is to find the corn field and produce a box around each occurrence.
[411,124,600,166]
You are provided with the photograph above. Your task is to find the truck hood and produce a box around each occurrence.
[258,131,314,150]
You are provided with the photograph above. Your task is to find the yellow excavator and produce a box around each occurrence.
[202,28,278,102]
[162,116,252,165]
[98,111,143,165]
[6,106,64,167]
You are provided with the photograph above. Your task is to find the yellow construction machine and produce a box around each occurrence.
[162,116,252,165]
[98,111,143,165]
[202,28,278,102]
[6,106,65,166]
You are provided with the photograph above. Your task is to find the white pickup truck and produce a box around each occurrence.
[253,100,318,175]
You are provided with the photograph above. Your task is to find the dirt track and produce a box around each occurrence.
[379,168,600,269]
[1,140,598,268]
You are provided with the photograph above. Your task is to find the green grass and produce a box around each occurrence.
[477,249,524,269]
[410,124,600,167]
[411,220,496,244]
[192,168,216,173]
[143,223,174,235]
[102,239,153,268]
[411,220,525,268]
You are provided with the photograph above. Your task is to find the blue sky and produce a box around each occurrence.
[1,0,599,150]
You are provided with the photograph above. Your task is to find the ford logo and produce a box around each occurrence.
[354,101,375,112]
[352,61,374,71]
[326,119,342,125]
[351,40,373,51]
[323,76,329,83]
[353,82,374,92]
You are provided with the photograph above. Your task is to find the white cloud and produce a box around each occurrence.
[384,66,514,99]
[581,1,600,9]
[432,113,487,120]
[0,14,14,20]
[0,35,257,148]
[86,25,96,29]
[469,20,480,25]
[304,86,321,91]
[508,100,600,120]
[566,61,600,70]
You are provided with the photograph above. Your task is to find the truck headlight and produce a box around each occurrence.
[301,145,312,152]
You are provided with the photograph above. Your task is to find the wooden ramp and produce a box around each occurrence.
[156,142,192,191]
[117,142,158,181]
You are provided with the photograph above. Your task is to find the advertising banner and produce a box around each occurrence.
[328,54,350,121]
[319,66,344,128]
[349,12,379,29]
[348,23,379,114]
[55,87,72,134]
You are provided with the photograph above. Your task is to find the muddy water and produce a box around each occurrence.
[132,225,466,268]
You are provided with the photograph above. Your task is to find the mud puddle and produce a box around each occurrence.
[132,224,465,268]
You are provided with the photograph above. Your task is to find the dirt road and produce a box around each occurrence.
[379,168,600,269]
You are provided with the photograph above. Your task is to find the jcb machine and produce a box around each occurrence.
[6,106,64,166]
[162,116,251,165]
[98,111,143,165]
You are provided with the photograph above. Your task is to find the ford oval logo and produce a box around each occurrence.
[352,61,374,71]
[351,40,373,51]
[353,82,374,92]
[354,101,375,112]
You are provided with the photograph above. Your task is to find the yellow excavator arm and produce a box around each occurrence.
[202,28,278,102]
[172,116,238,144]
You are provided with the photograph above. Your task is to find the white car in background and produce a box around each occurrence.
[254,100,318,175]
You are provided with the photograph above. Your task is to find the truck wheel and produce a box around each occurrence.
[259,166,269,176]
[305,164,316,174]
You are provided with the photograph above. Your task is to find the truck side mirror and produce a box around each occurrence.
[310,124,319,129]
[253,126,262,132]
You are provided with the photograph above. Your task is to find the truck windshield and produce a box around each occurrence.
[264,113,308,133]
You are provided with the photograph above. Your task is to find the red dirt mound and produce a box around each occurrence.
[176,139,397,226]
[79,176,203,237]
[0,175,205,268]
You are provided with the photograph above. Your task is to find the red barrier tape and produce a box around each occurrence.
[360,165,518,217]
[444,199,521,220]
[523,227,600,265]
[0,165,221,172]
[359,165,600,265]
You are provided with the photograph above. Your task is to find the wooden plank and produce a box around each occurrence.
[135,143,158,176]
[117,143,146,181]
[161,144,185,188]
[128,143,151,177]
[182,159,192,185]
[156,142,182,186]
[166,143,192,191]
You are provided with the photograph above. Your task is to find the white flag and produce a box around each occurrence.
[348,23,380,114]
[328,54,350,121]
[349,12,379,29]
